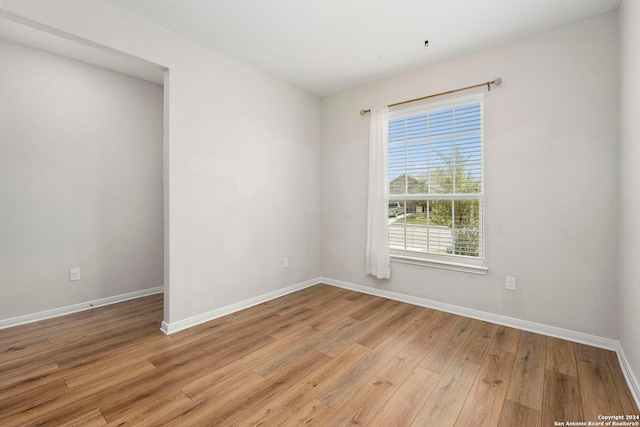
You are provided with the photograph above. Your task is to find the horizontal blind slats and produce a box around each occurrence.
[387,98,484,260]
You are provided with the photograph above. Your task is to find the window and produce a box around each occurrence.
[388,94,485,270]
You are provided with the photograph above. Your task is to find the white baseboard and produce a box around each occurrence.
[318,277,640,408]
[5,275,637,408]
[319,277,619,350]
[160,278,319,335]
[616,344,640,410]
[0,286,164,330]
[162,275,620,350]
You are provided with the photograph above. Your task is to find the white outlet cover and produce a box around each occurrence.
[69,268,81,281]
[505,276,516,290]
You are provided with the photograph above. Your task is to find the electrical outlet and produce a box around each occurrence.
[69,268,81,282]
[505,276,516,291]
[283,257,289,268]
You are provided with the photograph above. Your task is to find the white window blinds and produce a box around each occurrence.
[388,95,484,260]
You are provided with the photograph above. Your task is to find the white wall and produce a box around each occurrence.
[0,0,322,327]
[619,0,640,390]
[0,38,163,319]
[1,1,628,354]
[321,11,619,338]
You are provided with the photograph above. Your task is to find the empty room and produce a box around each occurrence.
[1,0,639,425]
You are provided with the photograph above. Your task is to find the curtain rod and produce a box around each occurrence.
[359,77,502,115]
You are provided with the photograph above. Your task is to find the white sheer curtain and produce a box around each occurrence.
[365,106,391,279]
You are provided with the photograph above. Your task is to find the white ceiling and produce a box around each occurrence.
[101,0,620,97]
[0,1,621,95]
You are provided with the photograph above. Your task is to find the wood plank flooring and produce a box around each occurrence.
[0,284,637,426]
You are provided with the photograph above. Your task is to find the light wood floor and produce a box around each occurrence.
[0,284,637,426]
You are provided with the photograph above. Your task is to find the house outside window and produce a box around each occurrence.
[388,94,485,271]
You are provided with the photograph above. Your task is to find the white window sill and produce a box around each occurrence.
[391,254,489,275]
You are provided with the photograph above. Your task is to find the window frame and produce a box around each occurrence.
[387,93,488,274]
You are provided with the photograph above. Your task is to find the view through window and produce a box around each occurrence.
[388,95,484,262]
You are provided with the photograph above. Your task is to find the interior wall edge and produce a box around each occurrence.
[160,278,320,335]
